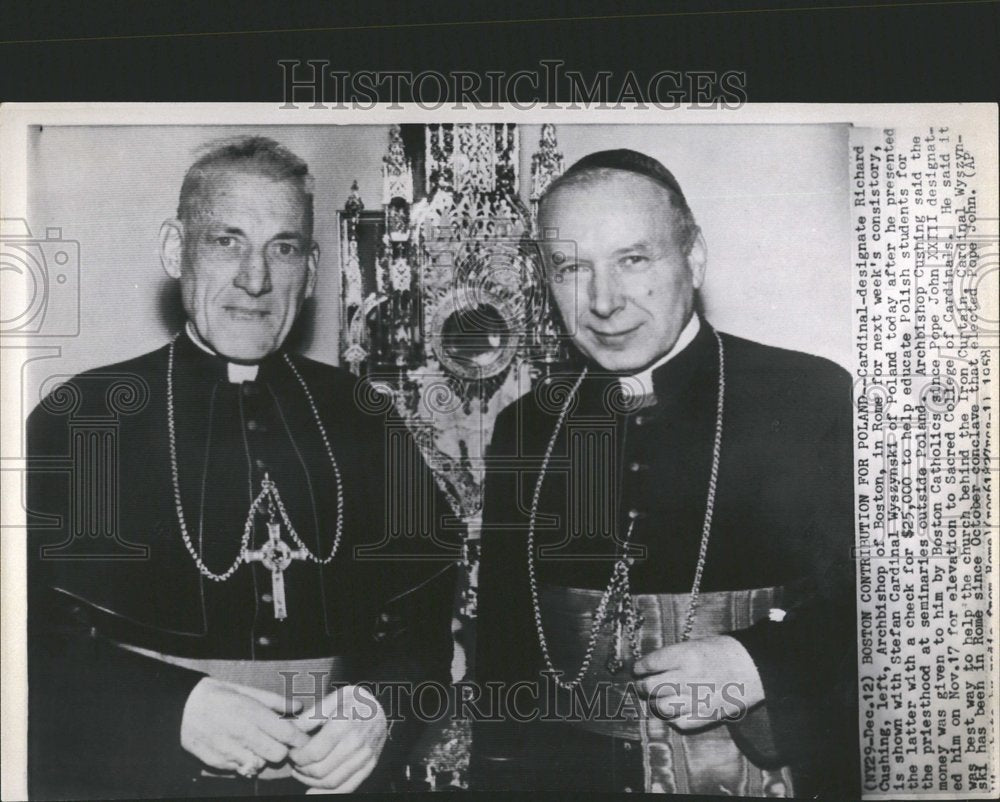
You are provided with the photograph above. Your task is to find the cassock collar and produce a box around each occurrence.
[647,313,719,398]
[178,323,284,385]
[619,314,701,396]
[184,320,278,384]
[575,314,718,413]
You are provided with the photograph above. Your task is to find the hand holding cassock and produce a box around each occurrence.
[633,634,765,730]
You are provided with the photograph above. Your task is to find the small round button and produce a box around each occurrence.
[635,415,646,426]
[261,593,273,603]
[246,420,258,431]
[257,636,271,647]
[628,461,642,472]
[622,741,632,751]
[628,508,642,520]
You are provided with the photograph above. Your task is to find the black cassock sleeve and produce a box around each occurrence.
[26,404,207,800]
[28,586,207,799]
[469,405,538,791]
[352,411,460,790]
[27,396,459,798]
[357,564,458,791]
[726,374,860,797]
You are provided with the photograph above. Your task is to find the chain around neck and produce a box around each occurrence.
[526,330,726,691]
[166,335,345,581]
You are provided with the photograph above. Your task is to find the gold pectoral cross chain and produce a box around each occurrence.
[241,475,312,620]
[237,473,343,621]
[244,519,309,620]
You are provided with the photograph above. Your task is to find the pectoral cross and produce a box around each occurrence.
[244,519,309,620]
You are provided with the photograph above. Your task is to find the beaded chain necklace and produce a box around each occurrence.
[166,336,346,586]
[525,331,726,791]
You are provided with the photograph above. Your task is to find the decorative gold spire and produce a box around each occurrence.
[529,123,564,223]
[382,125,413,204]
[344,179,364,216]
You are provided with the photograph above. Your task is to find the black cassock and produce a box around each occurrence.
[473,319,859,797]
[27,332,459,799]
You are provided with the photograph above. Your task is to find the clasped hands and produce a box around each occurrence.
[632,634,765,730]
[181,678,387,793]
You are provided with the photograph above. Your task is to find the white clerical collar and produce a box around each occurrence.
[185,321,259,383]
[619,314,701,396]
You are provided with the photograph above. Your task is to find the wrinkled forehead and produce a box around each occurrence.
[183,167,313,231]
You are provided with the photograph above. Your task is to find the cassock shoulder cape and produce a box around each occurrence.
[27,333,459,798]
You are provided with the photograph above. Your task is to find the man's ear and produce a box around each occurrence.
[304,241,319,299]
[159,219,185,279]
[686,228,708,291]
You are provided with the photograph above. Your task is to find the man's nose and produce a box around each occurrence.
[588,266,626,318]
[233,249,273,296]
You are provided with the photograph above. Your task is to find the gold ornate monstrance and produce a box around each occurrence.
[337,123,566,788]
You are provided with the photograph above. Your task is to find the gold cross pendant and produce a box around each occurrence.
[244,521,309,620]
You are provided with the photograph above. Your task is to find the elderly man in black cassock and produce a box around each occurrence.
[27,137,458,799]
[473,150,858,797]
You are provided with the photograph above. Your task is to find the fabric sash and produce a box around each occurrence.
[539,584,794,797]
